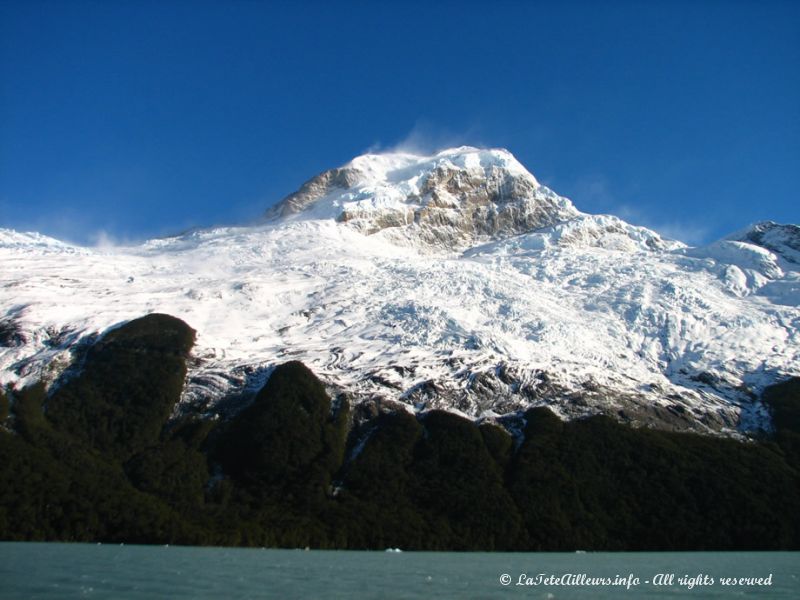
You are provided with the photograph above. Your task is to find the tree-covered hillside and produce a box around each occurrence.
[1,314,799,550]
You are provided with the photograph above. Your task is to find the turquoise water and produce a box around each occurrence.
[0,543,797,599]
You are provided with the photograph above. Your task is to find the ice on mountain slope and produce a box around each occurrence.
[673,228,800,307]
[728,221,800,265]
[465,214,684,255]
[0,229,89,254]
[1,147,799,435]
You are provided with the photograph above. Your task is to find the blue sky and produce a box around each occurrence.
[1,0,798,245]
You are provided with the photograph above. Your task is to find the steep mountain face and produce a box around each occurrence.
[1,147,799,435]
[267,147,579,250]
[729,221,800,265]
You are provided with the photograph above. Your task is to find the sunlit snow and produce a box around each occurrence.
[1,148,798,434]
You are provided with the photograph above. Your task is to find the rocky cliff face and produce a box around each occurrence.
[267,147,580,249]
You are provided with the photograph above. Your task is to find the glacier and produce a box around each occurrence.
[1,147,798,435]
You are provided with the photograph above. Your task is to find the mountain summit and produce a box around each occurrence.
[1,148,798,435]
[268,146,677,253]
[268,147,579,249]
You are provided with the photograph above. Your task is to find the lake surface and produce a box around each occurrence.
[0,543,797,599]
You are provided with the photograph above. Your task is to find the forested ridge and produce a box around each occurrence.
[1,314,798,550]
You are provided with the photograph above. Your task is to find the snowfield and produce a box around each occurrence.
[1,147,798,434]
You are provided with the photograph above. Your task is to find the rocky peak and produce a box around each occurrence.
[266,147,579,249]
[268,166,363,219]
[728,221,800,266]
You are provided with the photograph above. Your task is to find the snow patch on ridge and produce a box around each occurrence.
[465,214,683,256]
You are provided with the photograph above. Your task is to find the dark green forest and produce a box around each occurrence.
[1,313,799,550]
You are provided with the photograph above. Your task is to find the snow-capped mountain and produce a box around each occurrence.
[268,147,579,250]
[1,147,798,434]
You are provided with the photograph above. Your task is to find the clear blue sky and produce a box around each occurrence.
[1,0,798,245]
